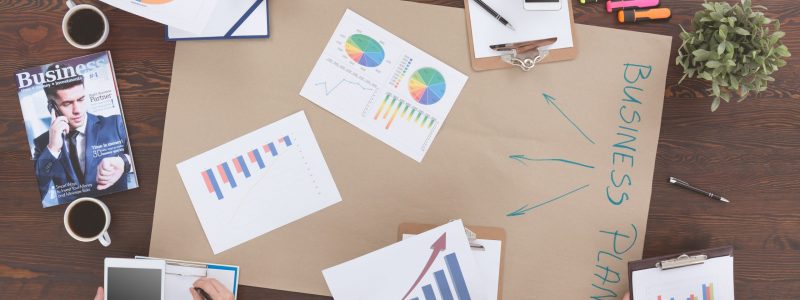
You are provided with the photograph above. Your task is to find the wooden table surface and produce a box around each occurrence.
[1,0,798,299]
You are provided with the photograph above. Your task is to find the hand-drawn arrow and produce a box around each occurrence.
[401,233,447,300]
[507,184,590,217]
[509,154,595,169]
[543,93,595,144]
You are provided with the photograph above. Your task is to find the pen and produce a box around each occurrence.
[195,288,212,300]
[669,177,730,203]
[472,0,515,31]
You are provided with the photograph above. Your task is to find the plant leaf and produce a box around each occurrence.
[692,49,712,61]
[734,27,751,35]
[711,98,721,112]
[706,60,722,68]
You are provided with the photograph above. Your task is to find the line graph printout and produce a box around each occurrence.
[177,111,341,254]
[323,220,485,299]
[300,9,468,162]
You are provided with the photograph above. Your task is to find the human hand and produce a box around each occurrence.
[191,277,234,300]
[622,292,630,300]
[93,286,103,300]
[96,156,124,190]
[47,110,70,154]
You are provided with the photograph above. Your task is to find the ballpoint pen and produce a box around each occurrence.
[669,177,730,203]
[472,0,515,31]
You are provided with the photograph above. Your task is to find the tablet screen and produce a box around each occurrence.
[107,267,162,300]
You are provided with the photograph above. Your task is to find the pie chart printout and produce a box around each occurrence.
[345,34,385,67]
[409,67,446,105]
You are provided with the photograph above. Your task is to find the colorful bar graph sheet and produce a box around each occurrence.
[632,256,734,300]
[322,220,485,299]
[300,9,468,162]
[177,111,341,254]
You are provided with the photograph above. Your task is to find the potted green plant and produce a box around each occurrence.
[676,0,790,111]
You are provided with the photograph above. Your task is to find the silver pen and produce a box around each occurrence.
[669,177,730,203]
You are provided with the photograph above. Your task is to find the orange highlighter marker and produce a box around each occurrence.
[618,8,671,23]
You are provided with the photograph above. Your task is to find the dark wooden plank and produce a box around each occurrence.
[1,0,798,299]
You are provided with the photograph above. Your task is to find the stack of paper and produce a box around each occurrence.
[99,0,269,41]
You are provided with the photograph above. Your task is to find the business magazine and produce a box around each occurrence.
[15,51,139,208]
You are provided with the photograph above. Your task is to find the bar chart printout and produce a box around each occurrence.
[656,283,715,300]
[177,111,341,254]
[632,256,734,300]
[322,220,485,299]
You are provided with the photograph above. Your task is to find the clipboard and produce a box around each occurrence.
[628,246,734,300]
[136,256,240,300]
[398,222,507,300]
[463,0,579,71]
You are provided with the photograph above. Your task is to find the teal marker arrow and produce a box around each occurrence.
[509,154,594,169]
[507,184,590,217]
[543,93,595,144]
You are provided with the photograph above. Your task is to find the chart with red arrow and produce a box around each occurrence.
[322,220,483,300]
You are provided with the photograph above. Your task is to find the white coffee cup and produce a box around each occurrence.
[62,0,109,49]
[64,197,112,247]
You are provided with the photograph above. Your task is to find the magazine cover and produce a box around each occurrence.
[14,51,139,208]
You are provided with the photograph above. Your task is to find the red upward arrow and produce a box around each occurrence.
[401,232,447,300]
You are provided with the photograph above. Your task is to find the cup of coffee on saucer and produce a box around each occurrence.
[62,0,109,49]
[64,197,112,247]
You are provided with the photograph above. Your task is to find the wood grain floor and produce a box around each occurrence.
[1,0,798,299]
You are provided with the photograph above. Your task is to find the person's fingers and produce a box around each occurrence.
[207,278,230,296]
[94,286,104,300]
[189,287,203,300]
[623,292,630,300]
[193,278,220,294]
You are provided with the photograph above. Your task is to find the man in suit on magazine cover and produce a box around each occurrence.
[33,66,133,206]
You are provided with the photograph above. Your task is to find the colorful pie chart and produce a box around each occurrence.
[345,34,385,67]
[409,68,446,105]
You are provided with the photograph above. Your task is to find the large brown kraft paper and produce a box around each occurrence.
[149,0,672,298]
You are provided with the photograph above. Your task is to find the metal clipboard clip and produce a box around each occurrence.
[490,37,558,72]
[449,219,485,250]
[656,254,708,270]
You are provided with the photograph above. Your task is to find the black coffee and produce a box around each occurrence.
[68,201,106,238]
[66,9,105,46]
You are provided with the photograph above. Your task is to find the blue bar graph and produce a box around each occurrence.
[422,284,436,300]
[236,156,251,178]
[434,270,454,300]
[205,169,223,200]
[221,162,237,188]
[268,142,278,156]
[445,253,471,300]
[284,135,293,146]
[251,149,265,168]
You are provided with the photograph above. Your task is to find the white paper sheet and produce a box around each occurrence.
[176,111,341,254]
[323,220,486,299]
[632,256,734,300]
[100,0,218,33]
[164,265,238,300]
[468,0,573,58]
[167,0,269,40]
[300,9,468,162]
[404,235,502,300]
